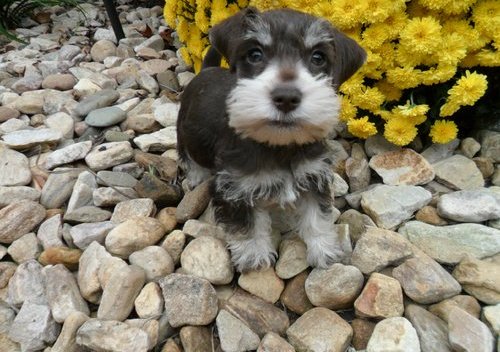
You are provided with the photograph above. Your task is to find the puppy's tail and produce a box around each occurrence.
[201,46,223,70]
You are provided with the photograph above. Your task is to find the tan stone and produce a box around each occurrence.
[352,318,376,351]
[354,273,404,319]
[280,270,314,315]
[238,267,284,304]
[275,237,308,279]
[428,295,481,322]
[257,332,294,352]
[156,207,177,233]
[179,326,212,352]
[38,247,82,271]
[161,230,185,264]
[415,205,448,226]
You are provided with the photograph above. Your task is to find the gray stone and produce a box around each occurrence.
[275,237,308,279]
[133,126,177,152]
[2,128,63,149]
[43,264,89,323]
[238,267,284,304]
[111,198,155,224]
[0,106,20,122]
[90,40,117,62]
[77,242,112,304]
[346,143,371,192]
[0,301,16,334]
[51,311,89,352]
[8,233,41,263]
[0,186,40,207]
[45,112,74,139]
[0,262,17,289]
[177,72,196,88]
[96,170,138,188]
[134,34,165,52]
[0,200,46,244]
[366,317,420,352]
[8,302,60,352]
[258,332,295,352]
[157,70,180,92]
[176,179,212,223]
[40,167,81,208]
[67,171,97,213]
[0,148,31,187]
[7,260,47,307]
[399,221,500,264]
[482,304,500,335]
[0,118,28,134]
[41,73,76,91]
[331,172,349,197]
[14,92,44,115]
[448,307,495,352]
[134,282,164,319]
[337,209,376,243]
[437,188,500,222]
[405,304,452,352]
[361,185,432,229]
[45,141,93,169]
[73,89,120,117]
[92,187,138,207]
[159,273,218,327]
[136,70,159,95]
[85,106,127,127]
[64,206,112,224]
[364,134,401,157]
[70,221,115,249]
[160,230,185,265]
[216,310,260,352]
[480,130,500,162]
[37,214,64,249]
[85,141,134,171]
[153,101,179,128]
[460,137,481,158]
[129,246,174,282]
[433,154,484,190]
[421,139,460,163]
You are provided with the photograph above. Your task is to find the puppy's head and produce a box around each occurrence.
[208,8,366,146]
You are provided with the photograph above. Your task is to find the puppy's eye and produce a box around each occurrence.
[247,48,264,64]
[311,50,326,66]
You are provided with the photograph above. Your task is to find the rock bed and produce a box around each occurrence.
[0,1,500,351]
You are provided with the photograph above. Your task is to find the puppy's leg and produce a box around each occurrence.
[212,192,276,272]
[182,155,212,190]
[295,191,345,268]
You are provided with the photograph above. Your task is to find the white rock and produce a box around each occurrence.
[216,310,260,352]
[367,317,420,352]
[37,214,64,249]
[0,186,40,207]
[7,233,42,263]
[45,112,74,139]
[77,242,112,304]
[153,102,179,127]
[67,171,97,213]
[70,221,115,250]
[133,126,177,152]
[111,198,155,224]
[45,141,92,169]
[0,147,32,186]
[51,311,89,352]
[134,282,164,319]
[8,259,47,307]
[129,246,175,282]
[2,128,63,149]
[437,188,500,222]
[85,141,134,171]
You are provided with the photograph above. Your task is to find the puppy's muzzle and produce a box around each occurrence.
[271,85,302,113]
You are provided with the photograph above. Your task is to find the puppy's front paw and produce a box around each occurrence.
[306,233,347,269]
[228,237,277,272]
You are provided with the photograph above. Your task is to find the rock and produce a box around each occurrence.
[77,242,112,303]
[0,117,28,134]
[216,309,260,351]
[7,259,47,306]
[140,59,173,75]
[179,326,212,352]
[421,139,460,163]
[482,304,500,335]
[161,338,182,352]
[180,236,234,285]
[94,28,117,43]
[182,219,226,240]
[414,205,447,225]
[153,102,179,128]
[135,172,182,206]
[0,262,17,289]
[43,264,89,323]
[136,70,159,95]
[2,128,63,149]
[93,186,138,207]
[157,71,180,92]
[8,302,60,351]
[41,168,81,209]
[453,256,500,304]
[111,198,155,223]
[393,257,461,304]
[96,170,138,187]
[354,273,404,319]
[76,319,150,352]
[0,200,46,244]
[428,295,481,322]
[134,282,164,319]
[134,150,177,181]
[460,137,481,158]
[345,143,371,192]
[448,307,495,352]
[177,72,196,88]
[0,333,21,352]
[134,34,165,52]
[8,233,41,263]
[473,157,495,178]
[97,265,146,321]
[70,221,115,249]
[404,304,452,352]
[366,317,420,352]
[85,141,134,171]
[352,319,376,351]
[0,301,16,333]
[0,147,31,186]
[73,89,120,117]
[175,179,211,223]
[159,273,218,327]
[160,230,185,264]
[98,256,128,289]
[305,263,364,310]
[14,92,44,114]
[361,185,431,229]
[257,332,295,352]
[51,311,89,352]
[480,130,500,162]
[105,216,166,258]
[399,221,500,264]
[369,148,435,185]
[85,106,127,127]
[73,78,101,97]
[66,171,97,213]
[433,155,484,190]
[125,319,159,349]
[37,214,64,249]
[90,40,117,62]
[45,141,93,169]
[437,188,500,222]
[238,267,284,304]
[287,307,352,352]
[275,237,308,279]
[38,247,82,270]
[41,73,76,90]
[337,209,376,243]
[280,270,314,315]
[133,126,177,152]
[351,227,413,274]
[129,246,174,281]
[126,113,159,133]
[0,186,40,207]
[64,206,112,223]
[0,106,20,122]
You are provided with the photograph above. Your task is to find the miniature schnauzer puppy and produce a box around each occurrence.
[177,8,366,272]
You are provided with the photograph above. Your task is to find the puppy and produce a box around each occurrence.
[177,8,366,272]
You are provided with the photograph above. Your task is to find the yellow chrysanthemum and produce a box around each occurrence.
[399,17,442,55]
[407,0,435,18]
[440,70,488,117]
[384,117,418,146]
[441,19,487,52]
[434,33,468,66]
[179,46,193,66]
[475,49,500,67]
[472,0,500,40]
[379,11,408,39]
[420,64,457,85]
[395,46,431,67]
[194,6,210,33]
[339,97,358,122]
[361,25,391,50]
[350,86,386,112]
[442,0,477,15]
[392,101,429,125]
[358,0,404,24]
[374,42,396,71]
[429,120,458,144]
[439,101,461,117]
[360,51,383,79]
[347,117,378,139]
[314,0,362,30]
[386,67,422,89]
[375,80,402,102]
[417,0,447,11]
[340,73,364,96]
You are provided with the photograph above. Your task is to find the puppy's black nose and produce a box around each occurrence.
[271,86,302,113]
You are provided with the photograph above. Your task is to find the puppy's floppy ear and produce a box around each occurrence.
[331,30,367,87]
[203,7,261,70]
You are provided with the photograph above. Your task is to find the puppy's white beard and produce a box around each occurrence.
[226,64,341,146]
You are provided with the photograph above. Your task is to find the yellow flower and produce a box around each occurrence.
[439,101,461,117]
[314,0,362,30]
[379,11,408,39]
[434,33,468,66]
[163,0,178,27]
[384,117,418,146]
[340,73,364,95]
[392,101,429,125]
[358,0,404,24]
[386,66,422,89]
[441,19,486,51]
[472,0,500,40]
[194,7,210,33]
[176,18,190,42]
[395,46,430,67]
[375,80,402,102]
[475,48,500,67]
[179,46,193,66]
[429,120,458,144]
[360,51,383,79]
[417,0,447,11]
[448,70,488,105]
[362,25,390,50]
[351,86,386,112]
[406,1,435,18]
[374,42,396,71]
[399,17,442,55]
[347,117,378,139]
[339,97,358,122]
[420,64,457,85]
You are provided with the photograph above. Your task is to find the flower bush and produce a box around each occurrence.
[164,0,499,146]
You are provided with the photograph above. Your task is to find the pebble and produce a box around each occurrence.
[258,332,295,352]
[2,128,63,149]
[305,263,364,310]
[66,171,97,213]
[45,112,74,139]
[337,209,376,243]
[448,307,495,352]
[160,229,185,264]
[280,270,314,315]
[428,295,482,322]
[287,307,352,352]
[37,214,64,249]
[8,302,60,351]
[453,256,500,304]
[179,326,212,352]
[14,92,44,114]
[73,89,120,117]
[437,188,500,222]
[38,247,82,270]
[51,311,89,352]
[105,216,166,258]
[129,246,174,281]
[0,200,46,244]
[76,319,150,352]
[125,319,159,350]
[133,126,177,152]
[369,148,435,185]
[176,179,212,223]
[93,186,138,207]
[40,167,81,208]
[7,259,47,306]
[482,304,500,335]
[399,221,500,264]
[180,236,233,285]
[85,141,134,171]
[7,233,41,263]
[421,139,460,163]
[0,106,20,122]
[414,205,448,225]
[96,170,138,187]
[64,206,112,223]
[460,137,481,158]
[351,319,376,351]
[361,185,432,229]
[140,59,173,75]
[159,273,218,327]
[41,73,76,90]
[345,143,371,192]
[275,237,308,279]
[433,154,484,190]
[238,267,284,304]
[0,262,17,289]
[134,150,177,181]
[473,156,495,178]
[70,221,115,249]
[351,226,413,274]
[136,173,183,206]
[90,40,117,62]
[111,198,155,223]
[0,186,40,207]
[393,256,462,304]
[134,282,164,319]
[366,317,420,352]
[45,141,92,169]
[177,71,196,88]
[480,130,500,162]
[85,106,127,127]
[157,71,180,92]
[217,309,261,352]
[354,273,404,319]
[134,34,165,52]
[77,242,112,303]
